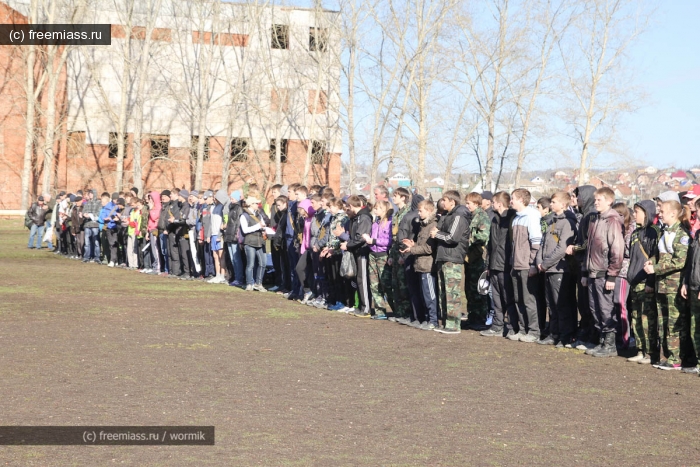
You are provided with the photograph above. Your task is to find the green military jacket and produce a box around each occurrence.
[654,221,690,295]
[466,207,490,264]
[389,204,410,258]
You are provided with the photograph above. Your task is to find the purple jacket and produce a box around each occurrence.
[370,218,393,255]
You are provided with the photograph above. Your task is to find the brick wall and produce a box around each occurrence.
[0,1,341,209]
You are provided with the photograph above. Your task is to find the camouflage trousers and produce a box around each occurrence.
[627,287,659,360]
[438,262,463,331]
[688,290,700,366]
[657,292,687,365]
[390,252,410,319]
[368,254,393,317]
[464,260,488,324]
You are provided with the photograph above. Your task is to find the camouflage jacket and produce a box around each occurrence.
[653,221,690,294]
[327,211,349,253]
[389,204,410,257]
[466,207,490,264]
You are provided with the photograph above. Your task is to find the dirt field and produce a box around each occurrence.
[1,219,699,466]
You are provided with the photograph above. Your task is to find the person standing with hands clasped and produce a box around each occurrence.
[583,187,624,358]
[681,196,700,375]
[645,198,691,370]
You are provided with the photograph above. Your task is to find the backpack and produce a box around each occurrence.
[24,204,35,229]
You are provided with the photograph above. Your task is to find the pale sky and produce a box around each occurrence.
[622,0,700,169]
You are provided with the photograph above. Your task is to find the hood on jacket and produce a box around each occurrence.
[215,189,229,206]
[411,194,425,211]
[575,185,596,216]
[634,200,656,228]
[298,199,316,217]
[149,191,162,211]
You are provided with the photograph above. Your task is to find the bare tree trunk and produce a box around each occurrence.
[132,0,163,193]
[21,0,39,209]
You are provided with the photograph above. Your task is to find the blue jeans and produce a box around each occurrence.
[244,245,266,286]
[159,233,170,273]
[28,224,44,249]
[226,242,245,283]
[45,221,54,249]
[84,227,100,260]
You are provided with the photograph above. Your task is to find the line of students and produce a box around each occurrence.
[27,182,700,375]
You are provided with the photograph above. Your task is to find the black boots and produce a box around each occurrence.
[592,332,617,358]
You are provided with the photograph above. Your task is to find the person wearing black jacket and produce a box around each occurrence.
[268,185,285,292]
[481,191,518,338]
[273,196,291,292]
[164,192,186,278]
[567,185,597,348]
[627,200,660,364]
[342,195,372,317]
[398,194,426,324]
[431,190,470,334]
[157,190,172,274]
[223,191,244,285]
[169,190,193,279]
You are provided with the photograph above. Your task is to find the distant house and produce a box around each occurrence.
[388,172,411,188]
[615,185,633,198]
[554,171,569,181]
[589,176,613,189]
[530,176,545,184]
[616,172,630,184]
[671,170,688,181]
[643,166,658,174]
[636,174,650,186]
[656,173,671,184]
[430,177,445,186]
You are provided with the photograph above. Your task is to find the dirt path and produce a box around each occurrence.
[0,220,698,466]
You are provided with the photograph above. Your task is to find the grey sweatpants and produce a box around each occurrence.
[511,269,541,335]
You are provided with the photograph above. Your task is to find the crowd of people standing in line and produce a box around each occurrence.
[24,181,700,375]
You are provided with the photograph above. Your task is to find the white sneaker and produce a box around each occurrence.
[253,284,267,292]
[245,284,254,291]
[207,276,219,283]
[302,291,314,304]
[108,261,115,267]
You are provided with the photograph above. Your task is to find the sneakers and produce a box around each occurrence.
[627,351,645,363]
[108,261,115,267]
[339,307,354,314]
[352,310,371,318]
[537,335,556,345]
[654,360,681,371]
[434,326,460,334]
[396,317,411,326]
[268,286,279,292]
[591,333,617,357]
[328,302,345,311]
[681,366,700,374]
[229,280,243,287]
[253,284,267,292]
[638,356,652,364]
[301,291,314,304]
[519,332,539,343]
[508,331,525,341]
[387,317,398,323]
[245,284,254,291]
[371,314,388,320]
[480,328,501,337]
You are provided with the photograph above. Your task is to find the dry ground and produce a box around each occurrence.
[0,220,699,466]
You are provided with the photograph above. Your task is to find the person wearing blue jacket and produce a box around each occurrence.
[98,192,117,264]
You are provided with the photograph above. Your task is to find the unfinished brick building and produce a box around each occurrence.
[0,0,341,209]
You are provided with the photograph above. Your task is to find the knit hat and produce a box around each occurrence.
[161,190,171,198]
[203,190,213,198]
[230,190,242,202]
[481,191,493,201]
[117,197,126,206]
[245,195,261,206]
[179,189,189,199]
[280,185,289,196]
[69,194,76,202]
[190,190,199,197]
[111,192,119,200]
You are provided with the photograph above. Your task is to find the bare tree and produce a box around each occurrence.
[560,0,649,184]
[20,0,40,209]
